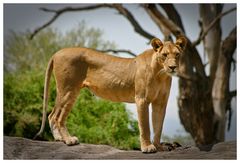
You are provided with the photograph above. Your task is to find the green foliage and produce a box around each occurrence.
[4,23,139,150]
[68,88,139,150]
[4,71,55,140]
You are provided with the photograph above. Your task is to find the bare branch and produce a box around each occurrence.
[143,4,172,41]
[29,12,58,40]
[231,57,236,71]
[159,4,185,33]
[226,102,232,131]
[222,27,236,57]
[144,4,185,40]
[229,90,236,99]
[144,4,184,37]
[30,4,156,41]
[111,4,155,41]
[30,4,111,39]
[100,49,136,57]
[193,7,236,46]
[226,90,236,131]
[39,7,57,12]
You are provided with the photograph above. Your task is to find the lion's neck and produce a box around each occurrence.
[150,53,164,76]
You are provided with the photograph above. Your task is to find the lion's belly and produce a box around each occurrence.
[82,80,136,103]
[92,88,135,103]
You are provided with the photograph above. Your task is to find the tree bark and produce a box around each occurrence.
[160,4,185,33]
[200,4,223,82]
[177,4,236,145]
[143,4,172,41]
[212,27,236,142]
[178,76,214,145]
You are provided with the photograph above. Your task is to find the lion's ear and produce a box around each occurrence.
[176,36,187,51]
[151,38,163,52]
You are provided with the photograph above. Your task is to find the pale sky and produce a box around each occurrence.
[4,3,236,141]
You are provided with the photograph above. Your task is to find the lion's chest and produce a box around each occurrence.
[135,72,172,103]
[144,78,163,102]
[149,75,172,101]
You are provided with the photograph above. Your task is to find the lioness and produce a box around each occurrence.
[35,36,187,153]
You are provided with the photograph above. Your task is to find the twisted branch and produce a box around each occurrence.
[144,4,184,37]
[30,4,155,41]
[110,4,155,40]
[193,7,236,46]
[30,4,110,39]
[159,4,185,33]
[227,89,236,131]
[143,4,172,41]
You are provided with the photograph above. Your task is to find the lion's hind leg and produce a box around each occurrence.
[49,86,81,145]
[58,90,80,145]
[48,95,63,142]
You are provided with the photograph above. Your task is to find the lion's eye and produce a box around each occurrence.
[162,53,168,57]
[176,53,180,57]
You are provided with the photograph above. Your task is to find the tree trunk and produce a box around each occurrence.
[178,65,215,145]
[178,5,236,145]
[212,27,236,142]
[200,4,223,81]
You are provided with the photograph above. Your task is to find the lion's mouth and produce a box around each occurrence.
[167,70,178,76]
[162,67,178,76]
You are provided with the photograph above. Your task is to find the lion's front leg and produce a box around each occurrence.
[135,97,157,153]
[152,94,171,151]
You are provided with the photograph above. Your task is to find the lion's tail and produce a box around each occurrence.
[33,57,53,140]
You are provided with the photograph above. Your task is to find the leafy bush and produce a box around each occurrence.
[4,71,55,140]
[4,23,140,150]
[68,88,139,149]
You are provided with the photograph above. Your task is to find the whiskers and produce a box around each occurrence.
[165,70,178,76]
[157,68,178,77]
[157,69,166,76]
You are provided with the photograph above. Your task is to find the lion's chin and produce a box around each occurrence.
[166,71,178,76]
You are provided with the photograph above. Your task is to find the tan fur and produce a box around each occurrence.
[35,36,187,153]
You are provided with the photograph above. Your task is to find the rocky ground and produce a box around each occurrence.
[4,136,236,159]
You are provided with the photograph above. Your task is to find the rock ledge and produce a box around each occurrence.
[4,136,236,159]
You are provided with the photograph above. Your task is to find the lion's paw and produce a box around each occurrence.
[64,136,79,146]
[52,129,63,141]
[141,144,157,153]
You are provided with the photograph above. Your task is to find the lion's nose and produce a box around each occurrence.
[169,66,177,71]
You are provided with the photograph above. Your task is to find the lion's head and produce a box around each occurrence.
[151,36,187,75]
